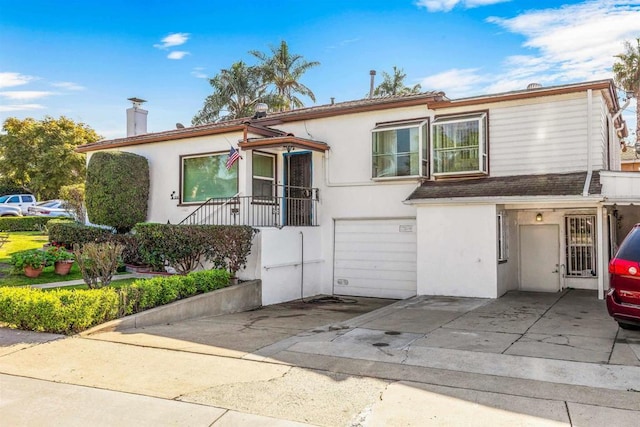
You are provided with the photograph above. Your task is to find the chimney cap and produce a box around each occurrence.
[128,97,146,103]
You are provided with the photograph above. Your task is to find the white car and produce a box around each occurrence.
[27,200,74,218]
[0,194,36,215]
[0,205,22,217]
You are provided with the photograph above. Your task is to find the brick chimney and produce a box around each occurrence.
[126,97,147,137]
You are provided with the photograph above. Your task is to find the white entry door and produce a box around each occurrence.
[334,219,417,299]
[520,224,560,292]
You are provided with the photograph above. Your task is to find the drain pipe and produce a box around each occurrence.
[583,89,593,196]
[300,231,305,302]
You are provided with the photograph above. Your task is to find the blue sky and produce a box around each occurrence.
[1,0,639,140]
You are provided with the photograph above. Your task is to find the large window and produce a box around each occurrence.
[181,152,238,203]
[372,120,428,178]
[252,152,275,200]
[565,215,597,277]
[432,113,487,176]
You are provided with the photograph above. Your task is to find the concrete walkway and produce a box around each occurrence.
[1,289,640,426]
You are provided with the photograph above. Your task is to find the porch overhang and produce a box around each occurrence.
[239,136,330,153]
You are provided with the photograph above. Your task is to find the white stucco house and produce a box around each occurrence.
[78,79,640,305]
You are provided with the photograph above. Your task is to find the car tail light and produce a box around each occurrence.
[40,210,50,214]
[609,258,640,276]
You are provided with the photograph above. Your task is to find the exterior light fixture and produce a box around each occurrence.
[536,213,543,222]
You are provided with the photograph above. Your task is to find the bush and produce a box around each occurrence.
[0,216,62,232]
[135,223,210,274]
[10,249,50,271]
[0,287,119,334]
[86,152,149,233]
[122,269,230,315]
[74,241,124,288]
[133,224,258,276]
[206,226,259,277]
[48,220,113,247]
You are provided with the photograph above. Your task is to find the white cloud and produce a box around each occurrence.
[167,51,190,60]
[0,103,45,112]
[191,67,208,79]
[416,0,510,12]
[52,81,85,91]
[420,68,487,97]
[154,32,190,49]
[0,72,35,89]
[0,91,55,100]
[420,1,640,98]
[486,0,640,86]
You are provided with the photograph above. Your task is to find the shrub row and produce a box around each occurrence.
[0,269,231,335]
[0,287,119,334]
[0,216,67,232]
[47,220,113,247]
[135,223,258,275]
[122,269,230,315]
[48,222,259,276]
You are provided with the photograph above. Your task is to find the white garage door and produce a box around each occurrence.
[334,218,417,299]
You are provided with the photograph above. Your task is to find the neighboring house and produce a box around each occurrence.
[621,145,640,171]
[78,79,638,305]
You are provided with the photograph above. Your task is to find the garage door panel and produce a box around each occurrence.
[334,218,417,299]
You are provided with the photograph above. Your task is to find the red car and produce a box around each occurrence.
[608,224,640,329]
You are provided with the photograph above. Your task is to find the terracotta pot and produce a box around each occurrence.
[54,260,74,276]
[24,266,44,278]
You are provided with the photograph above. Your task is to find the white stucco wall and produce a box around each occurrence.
[416,204,499,298]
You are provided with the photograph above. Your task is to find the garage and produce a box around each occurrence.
[333,218,417,299]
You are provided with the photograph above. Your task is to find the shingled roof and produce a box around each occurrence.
[406,171,602,201]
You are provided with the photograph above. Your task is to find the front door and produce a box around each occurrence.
[520,224,561,292]
[284,152,312,226]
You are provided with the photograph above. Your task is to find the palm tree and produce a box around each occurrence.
[250,41,320,111]
[613,38,640,144]
[192,61,267,125]
[373,66,422,97]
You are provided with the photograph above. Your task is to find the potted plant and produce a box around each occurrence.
[11,249,49,278]
[47,246,75,275]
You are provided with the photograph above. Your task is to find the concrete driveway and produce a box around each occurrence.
[2,289,640,426]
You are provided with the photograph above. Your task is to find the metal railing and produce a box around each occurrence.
[179,186,319,227]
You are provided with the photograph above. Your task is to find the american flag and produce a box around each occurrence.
[226,147,240,170]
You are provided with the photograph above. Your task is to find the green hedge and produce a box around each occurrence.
[48,220,113,247]
[0,269,231,335]
[122,269,230,315]
[0,287,119,334]
[0,216,68,232]
[135,223,258,275]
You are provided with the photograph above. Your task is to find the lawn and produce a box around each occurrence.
[0,231,124,287]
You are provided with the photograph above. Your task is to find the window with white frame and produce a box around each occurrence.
[181,152,238,203]
[372,120,428,178]
[252,152,275,200]
[431,113,487,176]
[497,212,508,262]
[565,215,597,277]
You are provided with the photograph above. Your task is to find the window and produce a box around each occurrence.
[22,195,34,203]
[565,215,597,277]
[8,196,19,203]
[497,212,508,262]
[432,113,487,176]
[372,120,428,178]
[181,152,238,203]
[252,152,275,200]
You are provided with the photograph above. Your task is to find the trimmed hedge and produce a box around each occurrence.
[48,220,113,247]
[122,269,230,315]
[0,216,67,232]
[86,152,149,233]
[0,269,231,335]
[0,287,119,334]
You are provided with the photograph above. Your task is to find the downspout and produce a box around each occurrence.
[582,89,593,196]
